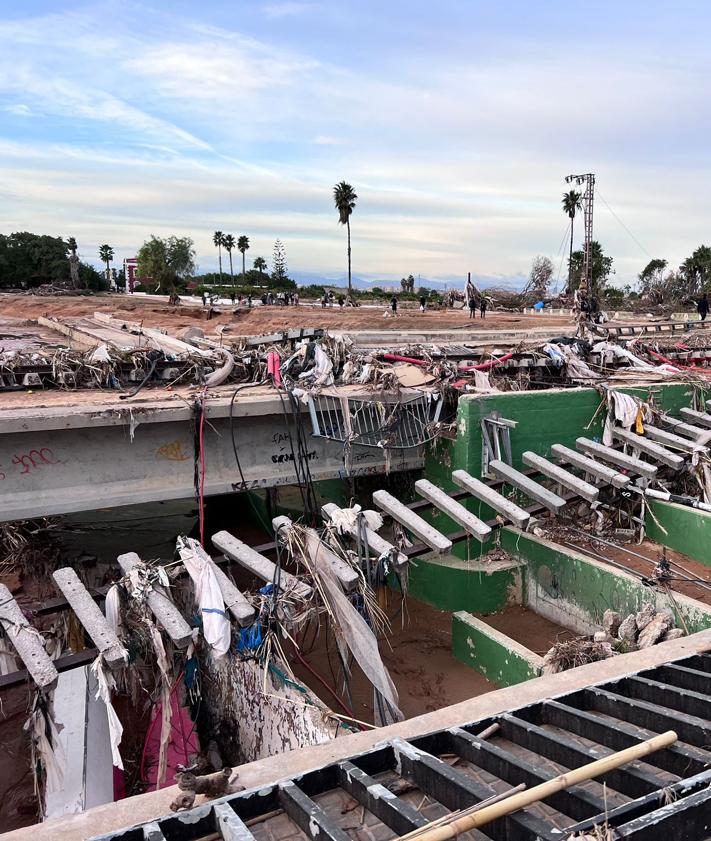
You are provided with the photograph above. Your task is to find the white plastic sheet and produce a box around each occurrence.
[177,537,230,659]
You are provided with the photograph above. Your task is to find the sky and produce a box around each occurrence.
[1,1,710,288]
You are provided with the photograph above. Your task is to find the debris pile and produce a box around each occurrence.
[542,604,685,674]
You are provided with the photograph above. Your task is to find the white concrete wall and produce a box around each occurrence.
[205,658,338,764]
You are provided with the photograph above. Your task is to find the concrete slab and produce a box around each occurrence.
[0,584,58,690]
[611,428,685,470]
[488,460,567,512]
[550,444,630,488]
[576,437,658,481]
[414,479,491,542]
[372,490,452,553]
[451,469,530,528]
[522,451,599,503]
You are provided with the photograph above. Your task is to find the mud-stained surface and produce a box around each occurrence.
[478,604,576,656]
[0,292,573,337]
[291,597,495,725]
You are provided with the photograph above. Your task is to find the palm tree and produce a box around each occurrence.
[237,236,250,283]
[222,234,235,285]
[253,256,267,280]
[98,244,114,283]
[333,181,357,297]
[562,190,583,289]
[213,231,224,283]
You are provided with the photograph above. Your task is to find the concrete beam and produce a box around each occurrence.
[0,583,58,690]
[212,531,312,599]
[611,428,685,470]
[52,568,128,669]
[643,425,707,454]
[176,540,255,627]
[550,444,630,488]
[680,407,711,428]
[576,437,658,481]
[321,503,408,569]
[272,516,360,593]
[660,416,711,442]
[489,459,567,513]
[116,553,193,648]
[451,469,530,529]
[414,479,492,542]
[522,451,599,503]
[93,313,211,358]
[0,389,423,522]
[372,490,452,553]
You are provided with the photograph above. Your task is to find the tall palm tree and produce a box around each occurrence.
[333,181,357,297]
[213,231,224,283]
[98,244,114,282]
[237,236,250,283]
[222,234,235,285]
[253,256,267,280]
[562,190,583,289]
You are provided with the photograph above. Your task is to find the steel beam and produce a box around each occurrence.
[618,675,711,721]
[451,469,530,528]
[522,451,599,503]
[488,460,567,512]
[414,479,492,542]
[372,490,452,553]
[278,780,351,841]
[551,443,630,487]
[576,438,658,480]
[336,761,427,835]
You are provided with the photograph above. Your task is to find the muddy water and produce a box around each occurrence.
[291,597,495,724]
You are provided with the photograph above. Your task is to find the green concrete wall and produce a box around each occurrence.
[501,528,711,635]
[452,611,542,686]
[407,551,522,613]
[645,499,711,568]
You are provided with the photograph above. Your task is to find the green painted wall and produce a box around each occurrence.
[501,528,711,635]
[407,551,522,613]
[451,611,541,686]
[645,500,711,568]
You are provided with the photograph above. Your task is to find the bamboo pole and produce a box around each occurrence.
[402,730,677,841]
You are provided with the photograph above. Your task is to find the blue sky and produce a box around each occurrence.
[1,1,710,287]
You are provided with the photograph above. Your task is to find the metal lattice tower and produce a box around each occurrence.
[565,172,596,294]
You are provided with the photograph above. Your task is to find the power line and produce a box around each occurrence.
[597,191,653,261]
[553,219,571,293]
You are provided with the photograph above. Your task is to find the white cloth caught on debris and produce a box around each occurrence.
[90,655,124,769]
[177,536,230,659]
[104,584,122,636]
[87,343,111,364]
[327,504,384,535]
[544,343,600,382]
[592,341,656,370]
[602,389,640,446]
[299,344,334,386]
[25,696,66,802]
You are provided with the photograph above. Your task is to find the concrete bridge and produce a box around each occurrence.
[0,387,422,522]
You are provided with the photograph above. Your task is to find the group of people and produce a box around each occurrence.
[262,291,299,306]
[468,296,488,318]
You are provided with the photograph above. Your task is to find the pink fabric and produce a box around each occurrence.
[143,691,199,790]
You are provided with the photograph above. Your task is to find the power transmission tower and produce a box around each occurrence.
[565,173,595,294]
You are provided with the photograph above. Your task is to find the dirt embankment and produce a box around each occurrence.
[0,293,573,337]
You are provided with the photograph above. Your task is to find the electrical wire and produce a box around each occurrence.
[597,191,653,261]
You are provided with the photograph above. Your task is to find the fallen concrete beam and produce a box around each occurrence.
[93,313,211,357]
[643,425,708,454]
[0,584,58,690]
[372,490,452,553]
[117,553,193,648]
[551,444,630,488]
[212,531,312,599]
[680,408,711,428]
[36,316,100,351]
[321,503,408,569]
[522,452,599,503]
[414,479,492,542]
[451,469,530,529]
[611,428,685,470]
[52,568,128,669]
[272,516,360,592]
[489,460,567,513]
[576,438,658,481]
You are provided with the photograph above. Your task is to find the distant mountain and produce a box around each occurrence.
[290,270,527,291]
